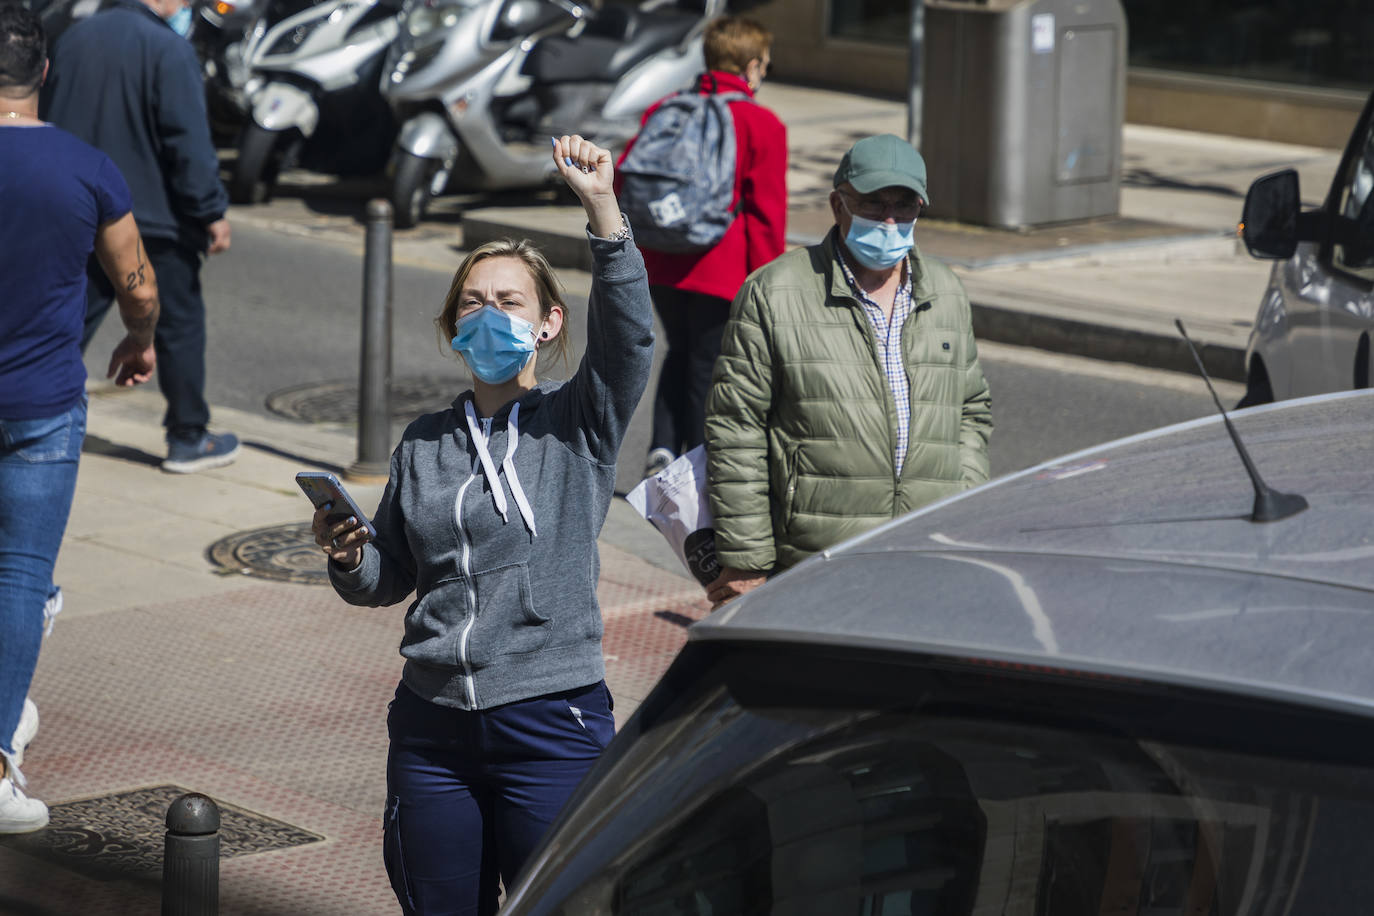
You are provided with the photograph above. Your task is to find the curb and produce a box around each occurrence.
[970,300,1247,383]
[462,209,594,273]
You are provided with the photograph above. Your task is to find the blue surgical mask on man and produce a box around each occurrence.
[167,4,194,36]
[451,304,539,384]
[843,211,916,271]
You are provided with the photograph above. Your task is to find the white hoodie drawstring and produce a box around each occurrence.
[463,401,537,536]
[501,404,537,537]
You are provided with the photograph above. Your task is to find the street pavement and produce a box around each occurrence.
[0,79,1345,913]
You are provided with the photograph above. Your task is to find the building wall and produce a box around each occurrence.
[748,0,1367,148]
[752,1,909,96]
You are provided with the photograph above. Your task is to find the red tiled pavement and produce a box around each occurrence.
[0,542,703,914]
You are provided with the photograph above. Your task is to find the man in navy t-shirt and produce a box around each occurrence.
[0,6,160,834]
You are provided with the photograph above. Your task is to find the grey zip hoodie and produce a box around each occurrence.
[329,232,653,710]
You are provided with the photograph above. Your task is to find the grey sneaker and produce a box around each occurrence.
[0,776,48,834]
[644,448,675,479]
[10,699,37,769]
[163,430,240,474]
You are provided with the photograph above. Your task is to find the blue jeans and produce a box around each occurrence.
[383,680,615,916]
[0,396,86,760]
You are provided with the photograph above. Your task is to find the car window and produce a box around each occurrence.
[1333,118,1374,281]
[507,650,1374,915]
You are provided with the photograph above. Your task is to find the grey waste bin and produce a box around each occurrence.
[921,0,1126,229]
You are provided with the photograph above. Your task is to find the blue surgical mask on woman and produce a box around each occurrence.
[844,212,916,271]
[451,304,539,384]
[167,5,194,36]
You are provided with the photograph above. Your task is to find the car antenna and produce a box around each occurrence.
[1175,319,1307,522]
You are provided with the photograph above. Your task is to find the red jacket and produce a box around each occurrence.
[616,71,788,302]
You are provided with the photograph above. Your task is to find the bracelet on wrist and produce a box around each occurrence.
[601,213,631,242]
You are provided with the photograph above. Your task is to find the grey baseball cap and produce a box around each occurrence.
[833,133,929,204]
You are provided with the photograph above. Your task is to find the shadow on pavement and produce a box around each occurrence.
[1122,167,1245,197]
[81,434,160,468]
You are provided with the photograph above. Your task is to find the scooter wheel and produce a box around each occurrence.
[391,152,441,230]
[231,124,285,205]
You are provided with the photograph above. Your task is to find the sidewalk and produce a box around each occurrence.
[0,384,705,914]
[0,79,1346,913]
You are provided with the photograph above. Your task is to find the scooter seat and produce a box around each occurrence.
[523,8,698,84]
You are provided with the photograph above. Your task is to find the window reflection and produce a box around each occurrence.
[537,699,1372,915]
[1122,0,1373,91]
[829,0,908,45]
[1335,125,1374,275]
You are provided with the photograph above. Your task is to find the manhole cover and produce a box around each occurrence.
[266,375,461,424]
[0,785,323,881]
[206,522,329,586]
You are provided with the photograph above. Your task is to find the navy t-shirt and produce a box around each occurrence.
[0,124,132,419]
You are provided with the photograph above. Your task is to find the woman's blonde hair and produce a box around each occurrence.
[435,238,572,369]
[704,16,772,75]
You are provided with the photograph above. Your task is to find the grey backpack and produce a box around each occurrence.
[619,85,753,254]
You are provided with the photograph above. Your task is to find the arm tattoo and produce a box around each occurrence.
[124,239,148,293]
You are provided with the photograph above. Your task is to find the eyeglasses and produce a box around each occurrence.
[840,190,923,223]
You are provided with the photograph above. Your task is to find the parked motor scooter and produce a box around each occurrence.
[381,0,724,228]
[228,0,402,204]
[191,0,279,144]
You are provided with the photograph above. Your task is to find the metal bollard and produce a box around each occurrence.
[349,198,394,483]
[163,793,220,916]
[907,0,925,148]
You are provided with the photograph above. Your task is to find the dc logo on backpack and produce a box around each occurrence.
[619,83,753,254]
[648,192,689,227]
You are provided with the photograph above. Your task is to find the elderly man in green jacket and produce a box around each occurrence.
[704,133,993,606]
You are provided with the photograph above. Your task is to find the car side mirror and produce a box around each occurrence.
[1240,169,1301,259]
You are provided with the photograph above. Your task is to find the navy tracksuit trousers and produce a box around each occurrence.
[383,680,615,915]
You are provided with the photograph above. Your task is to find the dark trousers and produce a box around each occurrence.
[650,286,732,456]
[83,237,209,439]
[383,680,615,916]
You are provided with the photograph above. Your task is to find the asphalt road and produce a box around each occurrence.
[83,222,1244,493]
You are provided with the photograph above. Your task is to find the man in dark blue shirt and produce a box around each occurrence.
[44,0,238,473]
[1,5,159,832]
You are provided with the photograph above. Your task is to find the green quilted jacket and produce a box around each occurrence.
[705,230,993,573]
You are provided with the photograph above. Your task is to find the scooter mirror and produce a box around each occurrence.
[493,0,576,42]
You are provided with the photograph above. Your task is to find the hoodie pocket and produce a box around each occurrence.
[467,562,551,667]
[400,577,470,667]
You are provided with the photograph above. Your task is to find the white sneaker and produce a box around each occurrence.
[11,698,37,769]
[0,776,48,834]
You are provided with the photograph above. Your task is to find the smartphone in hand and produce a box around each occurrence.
[295,471,378,539]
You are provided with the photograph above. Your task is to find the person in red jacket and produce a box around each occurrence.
[619,16,787,478]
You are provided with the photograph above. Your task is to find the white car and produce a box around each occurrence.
[1238,89,1374,406]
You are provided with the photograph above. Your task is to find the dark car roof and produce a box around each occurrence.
[692,389,1374,715]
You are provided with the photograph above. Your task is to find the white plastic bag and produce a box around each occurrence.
[625,445,720,587]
